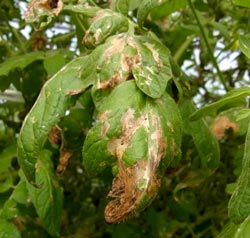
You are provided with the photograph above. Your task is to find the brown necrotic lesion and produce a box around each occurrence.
[104,109,166,223]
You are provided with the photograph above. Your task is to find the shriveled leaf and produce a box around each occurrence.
[83,81,182,223]
[179,99,220,169]
[0,51,45,77]
[239,35,250,59]
[229,123,250,224]
[83,9,129,48]
[151,0,188,20]
[132,35,172,98]
[17,56,94,183]
[232,0,250,8]
[25,0,63,29]
[0,218,20,238]
[27,150,63,237]
[190,87,250,120]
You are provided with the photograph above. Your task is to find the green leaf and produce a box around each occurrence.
[114,0,129,15]
[17,56,94,183]
[137,0,167,27]
[132,35,172,98]
[0,218,20,238]
[83,9,129,48]
[229,123,250,224]
[232,0,250,8]
[0,144,16,174]
[239,35,250,59]
[0,51,45,77]
[151,0,188,20]
[190,87,250,120]
[63,4,99,17]
[179,99,220,169]
[218,216,250,238]
[27,150,63,237]
[83,80,182,222]
[43,52,66,76]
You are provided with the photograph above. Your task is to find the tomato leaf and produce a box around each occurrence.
[190,87,250,120]
[132,35,172,99]
[0,218,20,238]
[83,80,182,222]
[239,35,250,59]
[26,150,63,237]
[179,99,220,169]
[17,56,94,183]
[229,123,250,224]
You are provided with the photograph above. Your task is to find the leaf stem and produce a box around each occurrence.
[187,0,230,92]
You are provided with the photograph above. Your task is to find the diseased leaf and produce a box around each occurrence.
[0,218,20,238]
[17,56,94,183]
[83,80,182,223]
[25,0,63,29]
[63,3,99,16]
[26,150,63,237]
[190,87,250,120]
[179,99,220,169]
[83,9,129,48]
[91,33,138,108]
[132,35,172,98]
[229,123,250,224]
[239,35,250,59]
[0,51,45,77]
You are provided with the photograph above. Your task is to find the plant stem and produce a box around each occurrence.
[187,0,230,91]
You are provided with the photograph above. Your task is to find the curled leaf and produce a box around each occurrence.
[25,0,63,28]
[83,9,129,48]
[83,81,182,222]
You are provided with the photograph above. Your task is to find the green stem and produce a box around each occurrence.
[6,21,27,54]
[187,0,230,91]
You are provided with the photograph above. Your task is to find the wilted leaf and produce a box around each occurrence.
[229,123,250,224]
[179,99,220,169]
[25,0,63,29]
[26,150,63,237]
[190,87,250,120]
[0,218,20,238]
[17,56,94,183]
[83,80,182,222]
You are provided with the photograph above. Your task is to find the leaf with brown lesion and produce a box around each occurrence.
[25,0,63,28]
[83,81,182,222]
